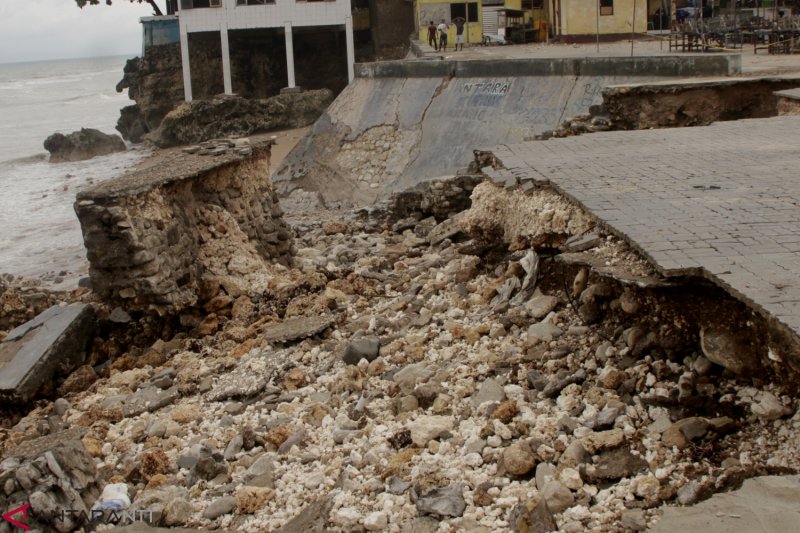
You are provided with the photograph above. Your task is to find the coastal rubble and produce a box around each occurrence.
[1,173,799,532]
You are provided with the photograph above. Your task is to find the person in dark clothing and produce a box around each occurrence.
[452,16,466,51]
[427,20,438,50]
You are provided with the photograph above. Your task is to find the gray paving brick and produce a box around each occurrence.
[491,116,800,338]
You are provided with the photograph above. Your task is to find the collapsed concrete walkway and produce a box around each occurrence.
[486,115,800,365]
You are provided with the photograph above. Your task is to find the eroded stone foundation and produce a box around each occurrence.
[75,141,293,314]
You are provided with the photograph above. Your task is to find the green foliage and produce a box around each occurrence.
[74,0,164,16]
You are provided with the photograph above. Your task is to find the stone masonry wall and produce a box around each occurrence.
[75,141,293,314]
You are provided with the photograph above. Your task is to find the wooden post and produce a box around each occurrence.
[596,0,601,52]
[670,0,676,30]
[465,1,470,45]
[631,0,637,56]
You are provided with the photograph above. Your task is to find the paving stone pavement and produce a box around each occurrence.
[487,116,800,338]
[649,475,800,532]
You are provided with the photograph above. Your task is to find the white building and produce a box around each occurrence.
[177,0,355,101]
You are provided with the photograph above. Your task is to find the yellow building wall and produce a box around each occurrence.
[416,0,484,45]
[563,0,648,35]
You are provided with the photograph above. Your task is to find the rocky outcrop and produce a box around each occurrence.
[74,139,293,314]
[115,44,185,142]
[115,33,349,143]
[43,128,126,163]
[148,91,333,148]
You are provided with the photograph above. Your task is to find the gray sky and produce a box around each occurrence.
[0,0,155,63]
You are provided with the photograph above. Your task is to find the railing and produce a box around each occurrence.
[668,14,800,54]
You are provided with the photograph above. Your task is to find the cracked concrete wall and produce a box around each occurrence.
[273,72,682,206]
[75,144,293,314]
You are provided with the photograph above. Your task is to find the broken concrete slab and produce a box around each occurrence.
[0,303,95,403]
[263,315,336,343]
[123,386,181,417]
[428,213,466,246]
[5,427,88,460]
[565,233,603,253]
[650,475,800,533]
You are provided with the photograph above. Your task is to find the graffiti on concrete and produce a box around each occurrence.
[462,81,512,95]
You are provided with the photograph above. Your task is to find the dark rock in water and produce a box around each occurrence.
[149,91,334,148]
[342,338,381,365]
[44,128,126,163]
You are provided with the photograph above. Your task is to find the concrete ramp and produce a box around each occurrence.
[273,55,739,206]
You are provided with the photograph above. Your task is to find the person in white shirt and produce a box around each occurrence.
[437,19,449,52]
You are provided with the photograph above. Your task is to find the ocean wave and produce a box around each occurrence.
[0,72,102,91]
[0,153,48,166]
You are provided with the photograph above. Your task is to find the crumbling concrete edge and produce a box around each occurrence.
[482,145,800,372]
[603,74,800,95]
[355,55,741,79]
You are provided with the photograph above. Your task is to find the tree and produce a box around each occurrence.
[74,0,171,17]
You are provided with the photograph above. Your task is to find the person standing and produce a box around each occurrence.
[452,16,466,51]
[427,20,439,51]
[437,19,449,52]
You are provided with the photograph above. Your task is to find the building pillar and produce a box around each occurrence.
[284,22,296,89]
[345,15,355,83]
[179,28,192,102]
[220,24,233,95]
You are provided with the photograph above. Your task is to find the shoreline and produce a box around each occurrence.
[0,126,309,292]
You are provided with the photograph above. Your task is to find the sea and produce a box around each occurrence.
[0,55,147,287]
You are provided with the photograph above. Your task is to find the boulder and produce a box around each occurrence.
[700,327,759,375]
[44,128,126,162]
[149,91,334,148]
[117,104,149,143]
